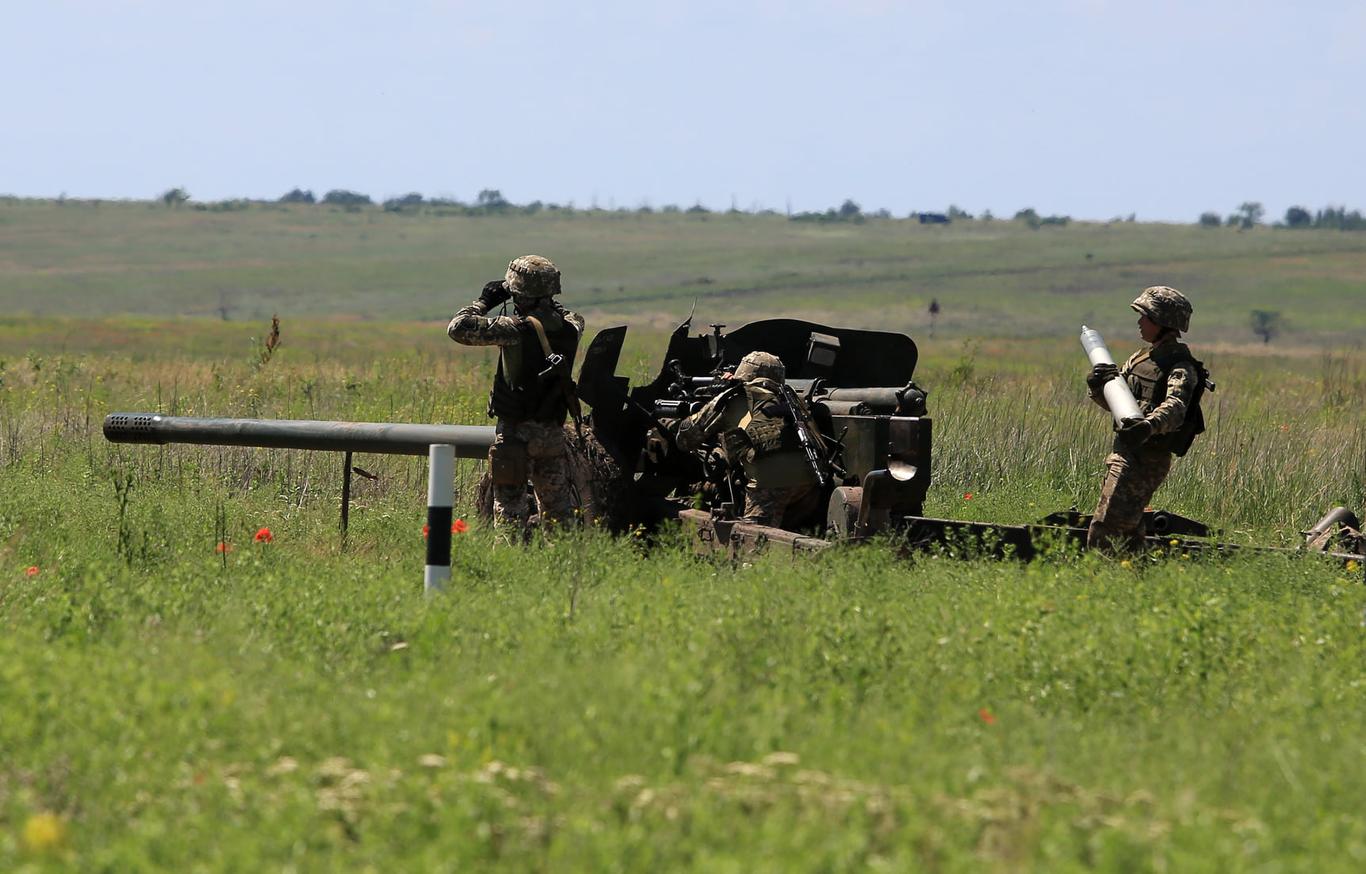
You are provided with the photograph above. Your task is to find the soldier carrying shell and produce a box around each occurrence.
[1085,286,1213,552]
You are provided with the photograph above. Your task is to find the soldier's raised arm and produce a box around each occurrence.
[676,392,732,452]
[447,281,523,347]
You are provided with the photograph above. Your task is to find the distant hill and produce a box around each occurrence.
[2,200,1363,344]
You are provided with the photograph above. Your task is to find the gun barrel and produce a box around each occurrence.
[784,381,909,413]
[816,399,872,416]
[103,413,496,458]
[820,387,903,411]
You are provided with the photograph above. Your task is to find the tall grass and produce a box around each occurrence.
[3,328,1362,542]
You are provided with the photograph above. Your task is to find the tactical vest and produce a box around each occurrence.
[1123,341,1210,457]
[741,384,801,459]
[489,308,580,423]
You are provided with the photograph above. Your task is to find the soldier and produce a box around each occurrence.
[675,351,823,528]
[448,255,584,530]
[1085,286,1211,552]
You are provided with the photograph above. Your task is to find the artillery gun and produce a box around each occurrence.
[104,317,1365,574]
[572,316,931,547]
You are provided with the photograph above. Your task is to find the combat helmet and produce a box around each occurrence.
[734,351,785,383]
[505,255,561,298]
[1131,286,1192,333]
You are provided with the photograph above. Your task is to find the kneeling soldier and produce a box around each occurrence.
[675,351,822,528]
[448,255,584,530]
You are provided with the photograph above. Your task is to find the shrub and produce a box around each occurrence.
[1250,309,1283,344]
[1284,206,1312,228]
[279,188,315,204]
[1232,201,1264,230]
[321,190,372,207]
[476,189,509,211]
[382,193,425,213]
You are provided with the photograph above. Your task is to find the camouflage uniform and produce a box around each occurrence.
[1088,287,1207,552]
[448,255,584,529]
[676,352,821,528]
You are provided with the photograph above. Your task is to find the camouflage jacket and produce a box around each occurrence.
[676,379,814,488]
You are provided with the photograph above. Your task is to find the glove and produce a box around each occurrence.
[1117,416,1154,446]
[1087,363,1120,392]
[478,280,510,309]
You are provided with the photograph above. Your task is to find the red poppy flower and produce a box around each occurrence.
[253,527,273,544]
[24,566,39,577]
[452,519,469,534]
[964,492,973,501]
[978,707,996,726]
[215,542,232,554]
[422,524,430,538]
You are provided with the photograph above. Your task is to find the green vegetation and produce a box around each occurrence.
[1,203,1364,869]
[4,199,1366,342]
[1281,205,1366,231]
[4,501,1364,869]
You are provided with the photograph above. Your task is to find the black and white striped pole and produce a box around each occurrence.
[425,443,455,594]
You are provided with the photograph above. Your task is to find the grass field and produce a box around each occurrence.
[2,202,1364,870]
[4,199,1366,342]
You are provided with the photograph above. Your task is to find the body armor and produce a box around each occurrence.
[489,308,580,423]
[1123,341,1209,456]
[739,384,801,460]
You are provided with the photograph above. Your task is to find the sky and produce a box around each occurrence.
[3,0,1363,222]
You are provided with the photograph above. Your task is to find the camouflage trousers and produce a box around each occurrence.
[743,481,821,529]
[491,420,575,529]
[1087,445,1173,553]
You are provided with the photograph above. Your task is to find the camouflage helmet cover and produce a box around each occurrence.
[1131,285,1192,333]
[505,254,561,298]
[734,351,785,383]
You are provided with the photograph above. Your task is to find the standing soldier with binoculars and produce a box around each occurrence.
[448,255,584,531]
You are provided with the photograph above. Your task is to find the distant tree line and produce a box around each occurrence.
[1279,205,1366,230]
[790,199,877,223]
[1198,202,1365,231]
[789,201,1078,227]
[169,189,1366,230]
[168,186,1077,225]
[0,188,1081,227]
[18,188,1363,232]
